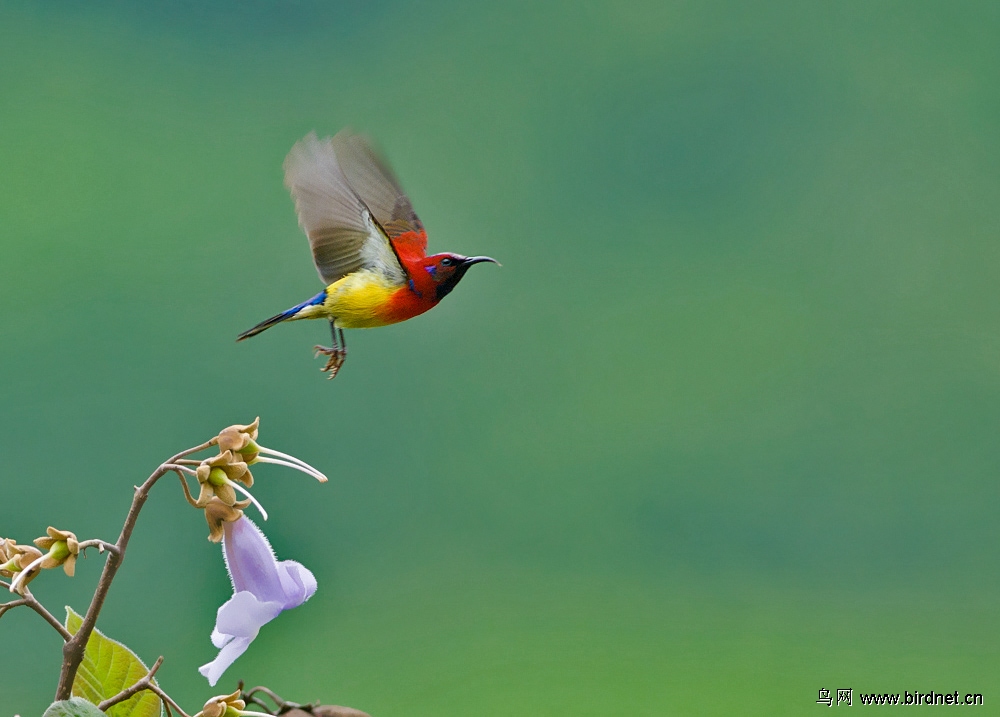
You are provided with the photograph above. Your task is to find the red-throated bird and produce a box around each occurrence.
[237,130,498,379]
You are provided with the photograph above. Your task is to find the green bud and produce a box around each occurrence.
[48,541,70,563]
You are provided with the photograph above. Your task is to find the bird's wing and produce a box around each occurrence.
[284,132,407,285]
[331,131,429,260]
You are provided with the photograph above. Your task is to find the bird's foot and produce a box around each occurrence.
[314,345,347,380]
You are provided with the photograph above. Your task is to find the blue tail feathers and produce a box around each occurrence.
[236,290,327,341]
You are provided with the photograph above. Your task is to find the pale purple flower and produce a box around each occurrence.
[199,515,317,686]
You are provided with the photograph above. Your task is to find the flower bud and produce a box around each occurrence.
[214,417,261,462]
[0,538,16,570]
[199,689,246,717]
[196,451,253,507]
[0,541,44,590]
[34,527,80,577]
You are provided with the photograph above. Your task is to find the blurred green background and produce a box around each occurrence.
[3,1,999,714]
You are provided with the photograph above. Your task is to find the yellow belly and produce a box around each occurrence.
[321,270,402,329]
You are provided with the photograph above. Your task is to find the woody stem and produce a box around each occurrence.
[0,583,72,641]
[77,539,121,556]
[54,440,214,702]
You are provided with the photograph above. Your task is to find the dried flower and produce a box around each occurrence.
[188,420,328,527]
[215,417,261,463]
[198,516,317,686]
[0,538,16,572]
[34,527,80,576]
[213,417,328,483]
[198,688,246,717]
[196,451,253,507]
[204,498,249,543]
[2,541,45,593]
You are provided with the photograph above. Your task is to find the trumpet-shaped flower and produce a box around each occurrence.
[199,515,317,686]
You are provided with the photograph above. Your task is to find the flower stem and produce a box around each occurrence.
[174,469,201,507]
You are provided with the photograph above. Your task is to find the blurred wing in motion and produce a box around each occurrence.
[284,132,407,285]
[331,130,429,260]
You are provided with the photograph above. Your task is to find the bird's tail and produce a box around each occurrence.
[237,290,327,341]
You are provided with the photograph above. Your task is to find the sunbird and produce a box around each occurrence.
[237,130,498,379]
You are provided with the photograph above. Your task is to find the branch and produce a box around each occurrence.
[23,587,73,641]
[77,539,121,557]
[0,598,27,617]
[243,685,306,715]
[96,655,192,716]
[97,655,163,711]
[1,585,73,641]
[243,685,282,714]
[162,463,198,476]
[149,683,191,717]
[54,440,214,701]
[174,470,200,507]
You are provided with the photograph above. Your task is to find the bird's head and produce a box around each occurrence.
[421,253,499,301]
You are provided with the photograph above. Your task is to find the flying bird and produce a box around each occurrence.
[237,130,498,379]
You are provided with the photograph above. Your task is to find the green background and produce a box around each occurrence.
[3,2,999,714]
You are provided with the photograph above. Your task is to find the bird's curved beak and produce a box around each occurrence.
[462,255,501,268]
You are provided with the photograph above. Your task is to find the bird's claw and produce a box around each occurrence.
[314,345,347,380]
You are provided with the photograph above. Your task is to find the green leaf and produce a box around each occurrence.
[64,606,162,717]
[42,698,105,717]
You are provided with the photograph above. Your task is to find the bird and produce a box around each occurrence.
[237,130,499,379]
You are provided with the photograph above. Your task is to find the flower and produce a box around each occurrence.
[203,498,248,543]
[215,417,261,463]
[212,417,328,483]
[196,451,254,508]
[1,540,44,593]
[199,515,317,686]
[198,689,246,717]
[0,539,17,574]
[34,527,80,576]
[188,420,328,527]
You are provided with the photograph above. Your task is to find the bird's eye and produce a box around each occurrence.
[441,257,454,267]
